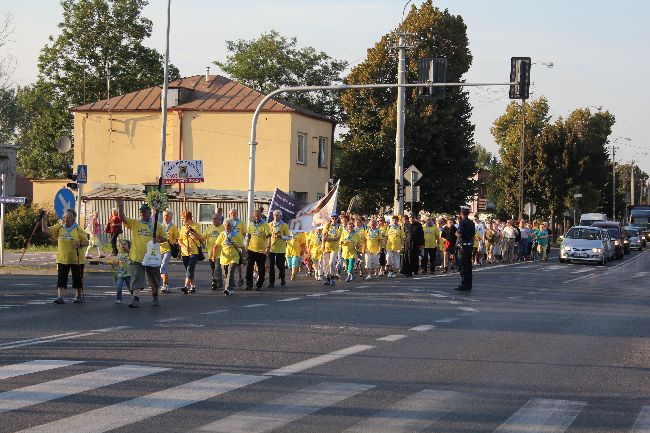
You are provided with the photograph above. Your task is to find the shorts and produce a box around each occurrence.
[287,256,301,269]
[130,261,162,290]
[160,251,172,275]
[365,252,379,269]
[386,250,400,269]
[56,264,84,289]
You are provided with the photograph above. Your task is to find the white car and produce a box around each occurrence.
[624,227,642,251]
[559,226,609,265]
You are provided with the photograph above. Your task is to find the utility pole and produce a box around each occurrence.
[158,0,171,190]
[519,99,525,221]
[393,30,411,215]
[612,146,616,220]
[631,160,635,207]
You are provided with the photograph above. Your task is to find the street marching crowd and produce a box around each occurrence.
[39,199,551,307]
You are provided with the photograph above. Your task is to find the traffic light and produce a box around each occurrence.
[418,57,447,100]
[509,57,531,100]
[66,172,78,191]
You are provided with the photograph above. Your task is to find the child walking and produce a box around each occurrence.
[113,238,131,304]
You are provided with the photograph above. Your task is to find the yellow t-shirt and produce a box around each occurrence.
[423,225,441,249]
[386,224,404,252]
[269,221,290,253]
[202,224,225,260]
[227,218,247,237]
[216,231,244,265]
[160,223,179,254]
[341,229,362,259]
[123,218,165,263]
[49,223,87,265]
[308,231,323,260]
[364,227,383,254]
[247,221,271,254]
[323,223,343,253]
[286,232,306,257]
[179,223,202,256]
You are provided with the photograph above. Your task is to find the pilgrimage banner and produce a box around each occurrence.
[162,160,204,184]
[268,181,339,232]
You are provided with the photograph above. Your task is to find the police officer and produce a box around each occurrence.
[455,206,475,291]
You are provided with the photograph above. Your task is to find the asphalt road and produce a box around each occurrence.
[0,250,648,432]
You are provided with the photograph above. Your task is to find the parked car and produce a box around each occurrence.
[559,226,609,265]
[624,227,643,251]
[592,221,625,259]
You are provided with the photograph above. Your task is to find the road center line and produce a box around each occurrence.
[242,304,267,308]
[156,317,186,323]
[377,334,407,341]
[305,293,327,297]
[265,344,374,377]
[0,332,82,348]
[434,317,459,323]
[200,309,229,315]
[276,298,300,302]
[0,332,97,351]
[409,325,435,331]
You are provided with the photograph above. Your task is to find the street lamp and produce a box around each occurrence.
[611,136,631,220]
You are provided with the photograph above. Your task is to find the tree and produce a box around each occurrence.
[336,1,476,214]
[0,12,14,91]
[0,87,18,145]
[214,30,347,120]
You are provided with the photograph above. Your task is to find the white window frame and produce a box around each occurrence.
[318,136,328,168]
[297,133,307,165]
[198,203,216,224]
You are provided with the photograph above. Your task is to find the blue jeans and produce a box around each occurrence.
[182,254,199,280]
[160,251,172,275]
[116,276,131,301]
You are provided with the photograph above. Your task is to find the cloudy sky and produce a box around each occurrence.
[2,0,648,174]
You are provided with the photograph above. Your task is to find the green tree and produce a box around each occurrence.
[0,87,18,145]
[336,1,476,214]
[214,30,347,119]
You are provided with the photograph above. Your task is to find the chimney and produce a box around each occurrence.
[205,67,211,85]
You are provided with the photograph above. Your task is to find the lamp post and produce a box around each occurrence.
[611,136,631,220]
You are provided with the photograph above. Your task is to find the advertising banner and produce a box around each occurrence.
[162,160,204,184]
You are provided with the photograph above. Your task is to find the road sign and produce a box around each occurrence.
[76,164,88,184]
[54,188,76,218]
[405,185,421,202]
[573,193,582,199]
[524,202,536,216]
[0,196,26,204]
[404,165,423,184]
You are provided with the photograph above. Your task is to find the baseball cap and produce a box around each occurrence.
[139,203,151,211]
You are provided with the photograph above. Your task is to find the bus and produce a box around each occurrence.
[629,205,650,242]
[580,213,607,227]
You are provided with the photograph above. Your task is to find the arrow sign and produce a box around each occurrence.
[54,188,76,218]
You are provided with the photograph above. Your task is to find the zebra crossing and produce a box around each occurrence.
[0,359,647,432]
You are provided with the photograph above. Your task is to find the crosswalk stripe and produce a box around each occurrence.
[409,325,435,331]
[377,335,407,342]
[0,360,83,381]
[265,345,374,377]
[0,364,167,414]
[631,406,650,433]
[343,389,460,433]
[277,298,300,302]
[17,373,266,433]
[198,381,374,433]
[493,398,585,433]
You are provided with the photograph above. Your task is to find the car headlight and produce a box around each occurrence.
[592,248,602,253]
[624,240,629,244]
[615,240,620,245]
[563,246,571,251]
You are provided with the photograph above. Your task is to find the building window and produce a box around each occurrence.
[316,193,324,201]
[293,191,308,204]
[318,136,328,167]
[297,133,307,165]
[198,203,216,224]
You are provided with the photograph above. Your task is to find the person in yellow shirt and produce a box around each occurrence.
[268,209,291,288]
[422,215,441,274]
[363,218,383,280]
[177,211,202,294]
[322,213,343,286]
[307,228,324,280]
[227,208,247,287]
[202,213,224,291]
[286,230,306,281]
[245,210,270,290]
[159,210,179,293]
[215,219,244,296]
[385,215,404,278]
[341,221,363,282]
[117,199,166,308]
[41,208,89,304]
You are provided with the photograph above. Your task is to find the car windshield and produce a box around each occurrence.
[566,228,601,240]
[625,229,638,237]
[606,228,619,238]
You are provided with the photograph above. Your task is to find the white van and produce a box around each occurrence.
[580,213,608,227]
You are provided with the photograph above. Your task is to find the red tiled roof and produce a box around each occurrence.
[70,75,334,123]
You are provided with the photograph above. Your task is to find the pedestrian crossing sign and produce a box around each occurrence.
[77,164,88,184]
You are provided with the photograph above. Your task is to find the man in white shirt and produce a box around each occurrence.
[502,220,517,263]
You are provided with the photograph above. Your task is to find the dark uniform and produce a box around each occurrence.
[457,214,476,291]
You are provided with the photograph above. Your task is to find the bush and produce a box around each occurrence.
[4,205,59,249]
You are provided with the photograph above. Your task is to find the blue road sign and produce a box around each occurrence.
[0,196,26,204]
[54,188,76,218]
[77,164,88,184]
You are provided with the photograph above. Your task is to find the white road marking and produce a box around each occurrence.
[493,398,585,433]
[330,289,350,293]
[343,389,460,433]
[0,332,82,348]
[93,326,130,332]
[265,344,374,377]
[409,325,435,332]
[631,406,650,433]
[16,373,266,433]
[242,304,267,308]
[355,285,370,289]
[570,268,592,274]
[0,360,84,381]
[435,317,459,323]
[458,307,478,312]
[156,317,186,323]
[564,250,648,284]
[198,381,373,433]
[377,335,407,342]
[0,365,167,414]
[508,296,522,300]
[0,332,97,351]
[276,298,300,302]
[430,293,447,298]
[305,293,327,297]
[200,309,229,315]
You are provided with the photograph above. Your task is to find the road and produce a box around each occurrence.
[0,250,648,432]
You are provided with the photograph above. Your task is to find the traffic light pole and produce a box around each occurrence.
[519,99,525,221]
[394,31,407,215]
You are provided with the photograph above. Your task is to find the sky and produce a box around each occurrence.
[1,0,649,176]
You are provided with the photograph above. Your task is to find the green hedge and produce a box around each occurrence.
[4,205,60,249]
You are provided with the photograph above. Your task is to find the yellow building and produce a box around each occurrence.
[70,75,336,211]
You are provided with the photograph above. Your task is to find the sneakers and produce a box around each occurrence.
[72,297,83,304]
[280,279,286,287]
[365,275,372,280]
[181,286,189,294]
[223,288,231,296]
[151,296,159,306]
[160,285,170,293]
[128,297,139,308]
[316,276,322,281]
[238,279,244,287]
[85,255,92,259]
[323,278,330,286]
[189,286,196,294]
[345,274,352,282]
[53,297,65,304]
[330,278,336,286]
[114,299,122,304]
